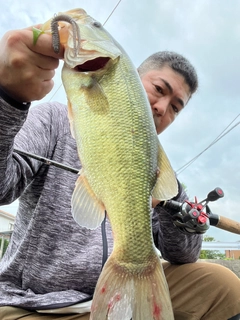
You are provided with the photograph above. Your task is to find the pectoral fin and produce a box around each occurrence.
[72,173,106,229]
[82,79,109,114]
[152,141,178,201]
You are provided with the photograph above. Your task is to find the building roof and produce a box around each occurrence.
[0,210,15,222]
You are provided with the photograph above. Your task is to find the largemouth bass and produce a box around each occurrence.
[42,8,178,320]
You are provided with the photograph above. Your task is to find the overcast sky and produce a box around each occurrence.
[0,0,239,242]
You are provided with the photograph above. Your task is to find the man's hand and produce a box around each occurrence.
[0,25,64,103]
[152,197,161,208]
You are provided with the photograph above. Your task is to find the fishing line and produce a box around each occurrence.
[47,75,63,102]
[48,0,123,102]
[176,114,240,175]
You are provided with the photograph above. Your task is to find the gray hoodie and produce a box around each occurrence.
[0,93,202,310]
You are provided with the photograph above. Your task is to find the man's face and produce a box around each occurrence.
[140,66,191,134]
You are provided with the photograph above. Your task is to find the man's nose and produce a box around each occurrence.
[153,99,169,116]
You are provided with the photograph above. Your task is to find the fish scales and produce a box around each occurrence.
[67,55,158,261]
[41,8,177,320]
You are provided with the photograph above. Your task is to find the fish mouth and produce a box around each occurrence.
[74,57,111,72]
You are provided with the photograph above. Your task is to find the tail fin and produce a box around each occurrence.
[90,253,174,320]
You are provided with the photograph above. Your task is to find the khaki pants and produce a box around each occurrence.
[1,262,240,320]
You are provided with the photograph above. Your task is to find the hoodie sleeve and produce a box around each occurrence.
[0,88,63,205]
[0,87,31,203]
[152,180,202,264]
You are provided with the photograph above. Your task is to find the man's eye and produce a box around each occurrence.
[154,85,163,94]
[172,105,179,114]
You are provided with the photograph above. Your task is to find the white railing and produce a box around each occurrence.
[202,242,240,250]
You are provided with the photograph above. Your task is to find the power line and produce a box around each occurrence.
[176,114,240,175]
[210,113,240,145]
[176,118,240,175]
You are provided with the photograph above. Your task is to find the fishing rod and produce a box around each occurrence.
[13,148,79,174]
[159,187,240,235]
[13,148,108,269]
[13,149,240,235]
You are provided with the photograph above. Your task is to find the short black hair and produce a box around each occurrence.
[138,51,198,95]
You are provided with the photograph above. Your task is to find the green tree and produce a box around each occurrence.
[181,182,188,194]
[203,235,215,242]
[199,235,225,260]
[0,238,9,258]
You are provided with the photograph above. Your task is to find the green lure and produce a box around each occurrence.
[32,27,44,45]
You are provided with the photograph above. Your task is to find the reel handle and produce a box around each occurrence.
[206,187,224,202]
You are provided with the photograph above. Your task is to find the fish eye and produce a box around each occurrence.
[93,21,102,28]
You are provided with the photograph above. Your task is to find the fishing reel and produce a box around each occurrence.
[160,188,224,235]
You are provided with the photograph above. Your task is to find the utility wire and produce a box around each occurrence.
[176,119,239,175]
[209,114,239,145]
[176,114,240,175]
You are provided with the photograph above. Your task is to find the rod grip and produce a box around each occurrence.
[216,216,240,235]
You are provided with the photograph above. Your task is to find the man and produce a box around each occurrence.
[0,25,239,320]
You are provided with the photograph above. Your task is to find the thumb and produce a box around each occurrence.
[24,24,64,59]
